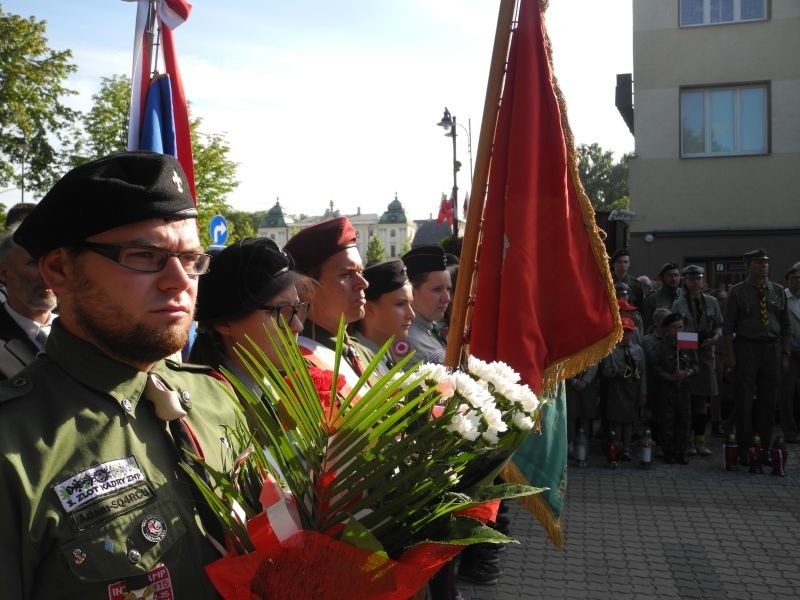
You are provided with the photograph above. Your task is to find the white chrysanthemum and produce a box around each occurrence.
[467,355,494,380]
[481,428,500,445]
[447,407,481,441]
[515,384,539,414]
[512,411,535,431]
[481,405,508,434]
[490,361,521,384]
[415,362,450,385]
[452,371,494,410]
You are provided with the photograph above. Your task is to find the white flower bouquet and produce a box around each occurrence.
[186,322,544,599]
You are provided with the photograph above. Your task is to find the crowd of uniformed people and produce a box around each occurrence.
[568,248,800,472]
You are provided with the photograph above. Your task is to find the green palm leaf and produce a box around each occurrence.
[191,318,543,558]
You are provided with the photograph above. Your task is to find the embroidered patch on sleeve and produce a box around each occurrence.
[392,339,411,357]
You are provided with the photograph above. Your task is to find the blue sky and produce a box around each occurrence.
[5,1,633,220]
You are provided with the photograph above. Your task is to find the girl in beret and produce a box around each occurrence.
[351,260,415,376]
[189,238,306,391]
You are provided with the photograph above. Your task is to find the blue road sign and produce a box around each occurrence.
[209,214,228,245]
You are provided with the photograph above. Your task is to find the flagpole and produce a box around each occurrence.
[445,0,518,368]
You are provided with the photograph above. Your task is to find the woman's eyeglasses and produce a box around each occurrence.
[260,302,308,323]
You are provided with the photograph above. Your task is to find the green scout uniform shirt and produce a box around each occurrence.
[642,286,681,332]
[672,292,723,396]
[0,321,237,599]
[724,278,789,341]
[393,315,446,368]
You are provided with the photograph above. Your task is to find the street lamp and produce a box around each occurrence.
[436,107,462,238]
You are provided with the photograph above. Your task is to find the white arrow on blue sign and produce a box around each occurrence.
[209,214,228,245]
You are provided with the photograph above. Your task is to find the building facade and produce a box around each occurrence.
[257,196,417,261]
[624,0,800,289]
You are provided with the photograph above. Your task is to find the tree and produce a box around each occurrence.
[83,74,130,158]
[226,210,256,244]
[192,117,240,247]
[0,7,79,196]
[576,143,630,211]
[367,235,385,263]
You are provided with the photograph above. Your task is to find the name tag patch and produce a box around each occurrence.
[53,456,150,513]
[70,482,155,531]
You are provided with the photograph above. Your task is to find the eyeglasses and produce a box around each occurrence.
[260,302,308,323]
[75,241,212,275]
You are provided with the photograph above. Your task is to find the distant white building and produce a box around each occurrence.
[257,195,417,261]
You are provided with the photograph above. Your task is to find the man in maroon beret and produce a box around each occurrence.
[283,216,371,379]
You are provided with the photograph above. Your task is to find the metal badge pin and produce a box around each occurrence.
[121,398,133,412]
[179,390,192,409]
[141,515,167,543]
[72,549,86,565]
[104,539,114,553]
[127,549,141,564]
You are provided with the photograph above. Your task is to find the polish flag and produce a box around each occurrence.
[677,331,699,350]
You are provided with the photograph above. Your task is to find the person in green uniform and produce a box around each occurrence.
[722,248,791,466]
[0,152,238,599]
[189,237,305,392]
[393,246,452,368]
[671,265,723,457]
[642,261,682,332]
[351,259,414,377]
[283,216,372,382]
[610,248,645,309]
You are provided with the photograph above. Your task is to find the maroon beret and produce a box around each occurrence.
[283,216,358,275]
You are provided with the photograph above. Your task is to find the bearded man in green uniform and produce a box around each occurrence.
[0,152,237,599]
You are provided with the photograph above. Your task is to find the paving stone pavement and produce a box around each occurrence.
[455,435,800,600]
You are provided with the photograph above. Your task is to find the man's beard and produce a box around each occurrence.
[69,265,189,365]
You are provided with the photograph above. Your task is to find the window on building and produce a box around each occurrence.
[390,229,396,237]
[680,0,766,27]
[680,84,768,157]
[390,245,396,257]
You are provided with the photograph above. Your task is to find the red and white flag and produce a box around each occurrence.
[436,193,454,225]
[677,331,699,350]
[126,0,196,202]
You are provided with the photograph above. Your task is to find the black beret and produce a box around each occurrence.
[195,237,298,324]
[402,246,447,279]
[682,264,704,277]
[609,248,630,263]
[364,260,409,301]
[283,216,358,276]
[658,262,680,276]
[614,281,631,294]
[743,248,769,262]
[14,151,196,258]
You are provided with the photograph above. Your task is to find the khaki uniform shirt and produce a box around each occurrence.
[724,278,789,341]
[672,292,723,396]
[0,321,237,599]
[392,316,446,367]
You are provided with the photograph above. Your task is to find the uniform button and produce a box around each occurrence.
[180,390,191,409]
[121,399,133,413]
[127,549,141,564]
[11,376,27,388]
